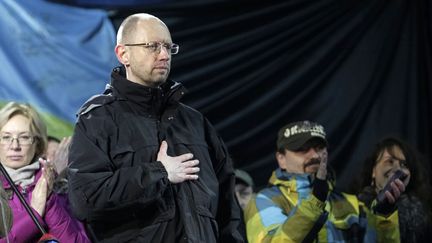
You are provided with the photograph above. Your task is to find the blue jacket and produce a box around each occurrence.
[244,169,400,242]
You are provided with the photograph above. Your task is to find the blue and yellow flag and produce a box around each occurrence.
[0,0,118,138]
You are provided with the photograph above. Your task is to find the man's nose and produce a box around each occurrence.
[307,148,319,158]
[158,45,170,58]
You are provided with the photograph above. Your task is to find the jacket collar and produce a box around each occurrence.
[269,168,313,192]
[269,168,335,193]
[109,66,186,106]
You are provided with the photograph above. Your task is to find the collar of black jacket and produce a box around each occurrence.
[110,66,186,105]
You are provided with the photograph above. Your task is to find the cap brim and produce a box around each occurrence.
[284,136,327,151]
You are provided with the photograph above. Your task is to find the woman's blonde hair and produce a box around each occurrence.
[0,102,47,161]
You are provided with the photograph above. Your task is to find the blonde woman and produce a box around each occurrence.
[0,102,89,243]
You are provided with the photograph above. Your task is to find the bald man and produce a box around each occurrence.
[68,13,245,242]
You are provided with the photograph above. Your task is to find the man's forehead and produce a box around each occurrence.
[135,21,171,40]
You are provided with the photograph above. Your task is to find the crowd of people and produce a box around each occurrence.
[0,12,430,243]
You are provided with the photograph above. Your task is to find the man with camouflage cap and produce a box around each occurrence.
[244,121,404,242]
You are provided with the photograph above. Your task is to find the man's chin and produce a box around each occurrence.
[154,75,168,84]
[151,77,167,87]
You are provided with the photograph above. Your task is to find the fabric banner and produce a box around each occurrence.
[0,0,118,138]
[1,0,430,189]
[110,0,431,189]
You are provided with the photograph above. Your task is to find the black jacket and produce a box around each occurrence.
[68,67,245,243]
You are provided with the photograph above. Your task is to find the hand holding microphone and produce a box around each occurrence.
[376,170,407,204]
[374,170,408,215]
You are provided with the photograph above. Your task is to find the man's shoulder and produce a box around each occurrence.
[177,103,207,119]
[77,92,117,117]
[178,103,201,113]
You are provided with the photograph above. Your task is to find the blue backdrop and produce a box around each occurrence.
[0,0,118,137]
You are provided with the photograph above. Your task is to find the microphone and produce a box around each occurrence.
[376,170,407,203]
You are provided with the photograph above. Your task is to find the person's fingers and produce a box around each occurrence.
[59,136,72,149]
[38,172,48,186]
[391,182,401,198]
[186,174,199,180]
[177,153,194,162]
[385,191,395,204]
[40,157,54,169]
[40,158,53,177]
[184,159,199,167]
[41,167,50,182]
[39,157,47,166]
[53,138,70,173]
[316,157,327,180]
[41,159,57,183]
[157,141,168,157]
[184,166,200,174]
[58,141,68,152]
[394,179,405,192]
[45,160,56,172]
[62,136,71,143]
[41,166,55,194]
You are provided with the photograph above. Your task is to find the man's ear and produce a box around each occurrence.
[115,44,129,65]
[276,151,287,170]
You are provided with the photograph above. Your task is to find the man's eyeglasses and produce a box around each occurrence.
[0,135,35,146]
[124,42,179,55]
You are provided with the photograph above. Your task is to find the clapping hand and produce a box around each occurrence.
[315,151,328,180]
[51,137,71,176]
[30,158,56,216]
